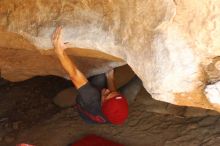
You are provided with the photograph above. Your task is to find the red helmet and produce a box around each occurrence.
[101,95,128,125]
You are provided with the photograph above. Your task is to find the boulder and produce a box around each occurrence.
[1,0,220,112]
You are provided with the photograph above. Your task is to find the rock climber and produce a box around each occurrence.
[52,26,142,125]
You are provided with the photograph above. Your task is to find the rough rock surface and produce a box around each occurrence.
[1,0,220,111]
[0,76,220,146]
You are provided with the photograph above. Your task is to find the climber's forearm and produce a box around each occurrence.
[56,50,88,89]
[56,51,77,76]
[106,70,117,92]
[107,77,116,92]
[52,27,88,89]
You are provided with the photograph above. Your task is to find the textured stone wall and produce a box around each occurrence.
[1,0,220,112]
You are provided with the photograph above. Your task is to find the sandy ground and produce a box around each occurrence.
[1,75,220,146]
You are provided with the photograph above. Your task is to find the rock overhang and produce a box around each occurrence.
[1,0,220,112]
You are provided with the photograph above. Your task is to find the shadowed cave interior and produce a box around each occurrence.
[1,64,220,146]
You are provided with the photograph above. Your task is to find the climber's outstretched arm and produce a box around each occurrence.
[106,69,117,92]
[52,26,88,89]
